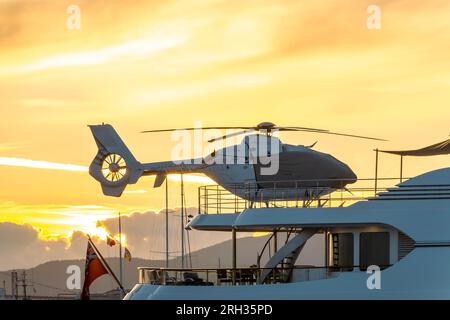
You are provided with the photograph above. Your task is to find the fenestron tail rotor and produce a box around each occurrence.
[101,153,127,182]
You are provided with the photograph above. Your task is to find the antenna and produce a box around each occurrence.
[180,173,185,269]
[118,212,123,296]
[184,188,193,268]
[16,270,32,300]
[11,270,18,300]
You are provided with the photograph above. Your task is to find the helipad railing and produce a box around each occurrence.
[198,177,407,214]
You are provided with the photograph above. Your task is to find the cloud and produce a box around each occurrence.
[0,222,74,271]
[102,208,231,260]
[0,209,231,270]
[0,32,187,75]
[0,157,88,172]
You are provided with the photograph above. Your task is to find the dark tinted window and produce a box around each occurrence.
[359,232,390,271]
[331,233,354,271]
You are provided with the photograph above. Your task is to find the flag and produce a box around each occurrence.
[81,240,108,300]
[124,247,132,262]
[106,235,116,247]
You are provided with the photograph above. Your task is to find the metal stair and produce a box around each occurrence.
[258,228,318,284]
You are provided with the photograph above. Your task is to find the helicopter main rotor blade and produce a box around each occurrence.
[141,123,386,142]
[207,127,386,142]
[278,126,329,132]
[142,125,330,134]
[141,126,254,133]
[207,127,330,143]
[207,130,252,143]
[280,128,387,141]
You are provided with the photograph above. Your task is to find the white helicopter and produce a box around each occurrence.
[88,122,385,201]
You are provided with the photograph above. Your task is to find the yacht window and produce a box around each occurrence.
[359,232,390,271]
[331,233,354,271]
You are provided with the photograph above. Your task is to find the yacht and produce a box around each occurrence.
[124,164,450,300]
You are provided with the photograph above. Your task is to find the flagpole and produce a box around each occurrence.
[87,235,124,293]
[118,212,123,290]
[165,177,169,268]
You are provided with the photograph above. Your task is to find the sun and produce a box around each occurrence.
[84,224,110,240]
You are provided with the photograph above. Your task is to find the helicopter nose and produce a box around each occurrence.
[327,157,357,186]
[343,165,357,184]
[335,163,357,185]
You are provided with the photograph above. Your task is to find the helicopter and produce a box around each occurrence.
[88,122,385,202]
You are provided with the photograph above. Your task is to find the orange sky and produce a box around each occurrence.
[1,0,450,240]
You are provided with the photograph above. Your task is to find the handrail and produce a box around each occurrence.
[255,227,301,272]
[138,264,393,286]
[257,231,276,269]
[138,264,392,272]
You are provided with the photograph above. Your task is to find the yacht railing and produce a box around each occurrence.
[198,177,406,214]
[138,265,391,286]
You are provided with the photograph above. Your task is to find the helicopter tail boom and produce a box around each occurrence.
[88,124,143,197]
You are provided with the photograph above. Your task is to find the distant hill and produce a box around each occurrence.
[0,234,323,298]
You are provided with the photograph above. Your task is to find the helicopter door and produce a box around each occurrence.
[244,135,281,185]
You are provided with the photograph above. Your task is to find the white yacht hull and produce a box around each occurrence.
[125,247,450,300]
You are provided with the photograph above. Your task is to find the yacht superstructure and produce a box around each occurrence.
[125,167,450,300]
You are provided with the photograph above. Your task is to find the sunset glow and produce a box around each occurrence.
[0,202,118,239]
[1,0,450,251]
[1,33,186,75]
